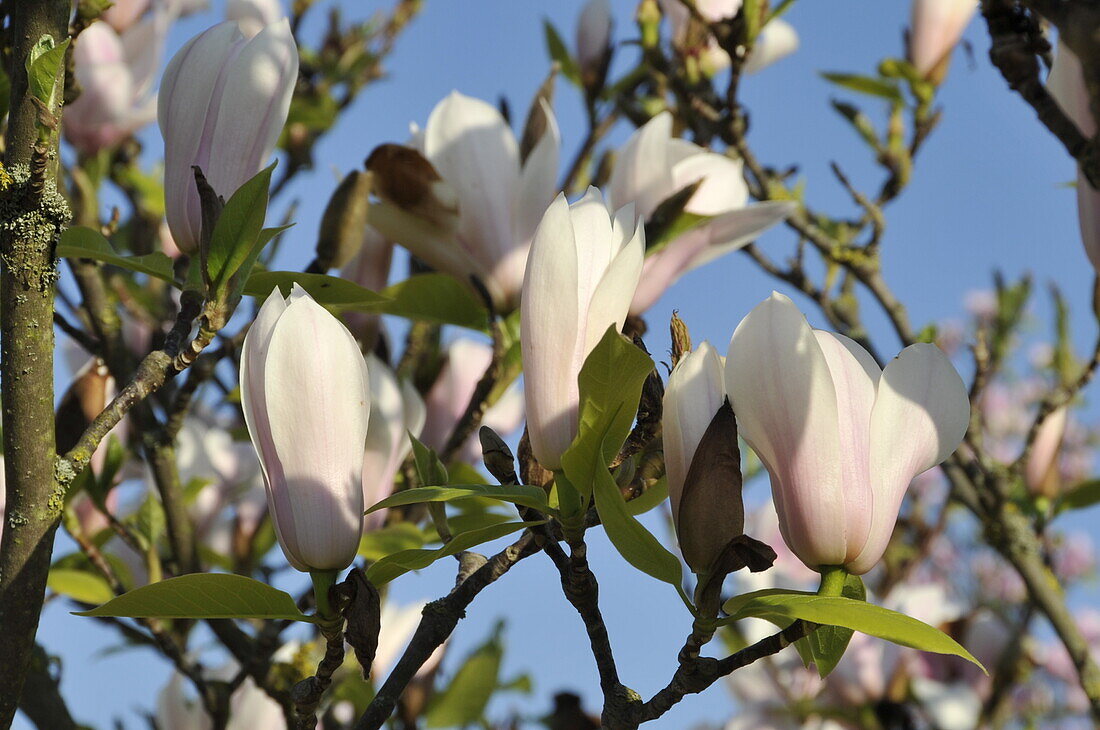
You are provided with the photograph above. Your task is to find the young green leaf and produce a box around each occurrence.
[357,522,428,562]
[73,573,315,622]
[366,484,551,515]
[48,568,115,606]
[722,590,984,672]
[592,436,682,588]
[58,227,178,285]
[542,19,581,86]
[26,35,69,109]
[820,72,904,103]
[805,573,866,677]
[1059,479,1100,514]
[425,625,504,727]
[365,521,544,585]
[206,162,277,294]
[560,326,654,499]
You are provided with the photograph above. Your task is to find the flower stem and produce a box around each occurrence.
[310,570,340,621]
[817,565,849,598]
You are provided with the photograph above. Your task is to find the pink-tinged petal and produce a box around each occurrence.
[362,356,423,526]
[1049,42,1096,136]
[522,194,582,469]
[686,201,796,269]
[854,343,969,574]
[725,292,848,569]
[607,112,676,219]
[812,330,880,564]
[421,338,494,452]
[909,0,977,78]
[102,0,151,33]
[159,22,243,253]
[259,294,369,571]
[662,342,726,521]
[1025,405,1069,498]
[205,19,298,203]
[742,17,799,74]
[424,92,521,271]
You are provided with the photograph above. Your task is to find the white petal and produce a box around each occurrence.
[743,17,799,74]
[521,194,582,468]
[853,343,969,573]
[424,92,521,272]
[725,292,848,567]
[607,111,675,219]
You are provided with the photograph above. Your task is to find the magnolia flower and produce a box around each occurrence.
[725,292,969,574]
[101,0,152,33]
[420,339,525,464]
[375,91,560,310]
[908,0,977,80]
[240,285,370,572]
[1025,406,1069,499]
[576,0,612,84]
[607,113,794,314]
[658,0,799,76]
[363,355,426,529]
[1048,43,1100,273]
[65,18,165,153]
[521,189,644,470]
[374,600,447,679]
[227,0,284,38]
[159,20,298,254]
[157,672,285,730]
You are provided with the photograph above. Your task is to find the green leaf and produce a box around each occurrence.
[73,573,315,622]
[48,568,115,605]
[410,435,449,488]
[592,436,682,587]
[722,591,984,671]
[366,485,550,515]
[244,270,390,306]
[379,274,490,331]
[542,19,581,86]
[820,72,903,102]
[58,227,178,285]
[1059,479,1100,514]
[806,573,865,677]
[206,163,276,293]
[243,271,490,330]
[366,521,543,585]
[358,522,427,562]
[26,35,69,109]
[426,625,504,727]
[560,327,654,500]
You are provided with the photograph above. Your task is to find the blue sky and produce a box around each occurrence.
[26,1,1100,728]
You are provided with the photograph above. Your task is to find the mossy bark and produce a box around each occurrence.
[0,1,73,725]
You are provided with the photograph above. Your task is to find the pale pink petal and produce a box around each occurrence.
[607,112,676,219]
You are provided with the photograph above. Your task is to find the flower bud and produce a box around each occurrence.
[908,0,977,81]
[100,0,150,33]
[663,343,746,573]
[1025,406,1069,499]
[227,0,283,38]
[576,0,612,88]
[520,188,644,469]
[657,0,798,76]
[158,19,298,254]
[240,285,370,572]
[316,170,373,271]
[725,292,969,574]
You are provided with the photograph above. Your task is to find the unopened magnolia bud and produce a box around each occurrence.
[676,401,745,575]
[670,311,692,368]
[908,0,977,82]
[637,0,660,51]
[576,0,613,90]
[365,143,459,233]
[520,72,556,164]
[316,171,373,271]
[479,426,519,486]
[1026,406,1069,499]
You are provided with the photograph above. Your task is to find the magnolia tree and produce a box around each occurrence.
[3,0,1100,728]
